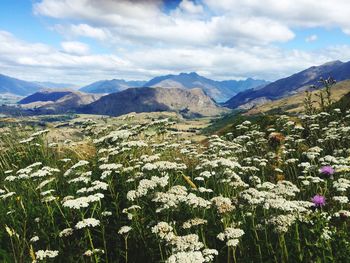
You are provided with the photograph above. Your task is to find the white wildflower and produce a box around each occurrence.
[75,218,100,229]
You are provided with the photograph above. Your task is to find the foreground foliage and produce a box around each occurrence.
[0,110,350,263]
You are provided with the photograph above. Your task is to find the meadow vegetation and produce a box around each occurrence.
[0,89,350,262]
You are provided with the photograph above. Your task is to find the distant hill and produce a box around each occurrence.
[0,73,78,96]
[225,60,350,109]
[0,74,43,96]
[144,72,268,102]
[19,90,101,114]
[81,87,226,118]
[79,79,147,94]
[19,90,73,104]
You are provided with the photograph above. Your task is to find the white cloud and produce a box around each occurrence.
[0,30,135,83]
[34,0,295,46]
[33,0,162,23]
[210,16,294,45]
[203,0,350,30]
[54,24,109,40]
[178,0,204,14]
[2,29,350,85]
[123,45,331,81]
[305,34,318,43]
[61,41,90,55]
[0,0,349,85]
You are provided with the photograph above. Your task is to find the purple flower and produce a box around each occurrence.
[311,195,326,207]
[319,166,335,176]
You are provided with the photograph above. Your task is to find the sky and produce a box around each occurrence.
[1,0,350,85]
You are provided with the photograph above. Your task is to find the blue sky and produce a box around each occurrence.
[1,0,350,85]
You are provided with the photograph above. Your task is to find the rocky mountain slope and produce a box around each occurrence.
[81,87,226,117]
[245,79,350,115]
[225,60,350,109]
[19,90,73,104]
[19,90,101,114]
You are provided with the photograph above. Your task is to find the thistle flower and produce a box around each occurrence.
[311,195,326,207]
[319,166,335,177]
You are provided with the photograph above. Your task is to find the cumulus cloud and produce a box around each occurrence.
[0,0,348,84]
[34,0,296,46]
[31,0,350,47]
[2,28,350,84]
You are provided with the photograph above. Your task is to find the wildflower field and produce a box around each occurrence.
[0,109,350,263]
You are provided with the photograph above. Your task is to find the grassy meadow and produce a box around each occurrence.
[0,106,350,262]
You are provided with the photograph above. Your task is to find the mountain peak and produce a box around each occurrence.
[322,60,343,66]
[178,72,199,77]
[189,72,199,76]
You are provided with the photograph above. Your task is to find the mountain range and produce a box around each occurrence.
[0,74,43,96]
[141,72,268,102]
[80,72,269,102]
[0,74,76,96]
[0,72,267,103]
[225,60,350,109]
[79,72,268,102]
[5,59,350,117]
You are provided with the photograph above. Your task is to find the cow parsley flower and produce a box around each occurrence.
[75,218,100,229]
[35,250,59,261]
[30,236,39,243]
[332,196,348,204]
[59,228,73,237]
[217,227,244,247]
[211,196,234,214]
[118,226,132,235]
